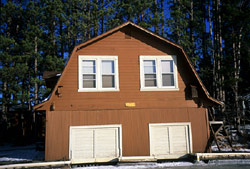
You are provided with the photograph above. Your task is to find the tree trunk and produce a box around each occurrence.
[53,19,56,56]
[101,0,104,34]
[28,72,31,111]
[88,3,91,40]
[218,0,225,107]
[174,0,180,44]
[1,81,8,122]
[140,10,144,23]
[94,0,98,37]
[189,0,195,65]
[201,1,207,68]
[154,0,159,34]
[60,19,64,58]
[233,26,243,134]
[215,0,220,101]
[208,3,216,98]
[212,0,224,106]
[34,36,38,105]
[160,0,164,35]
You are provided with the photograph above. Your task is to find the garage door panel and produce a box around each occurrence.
[71,129,94,159]
[171,126,188,154]
[151,126,170,155]
[95,128,118,158]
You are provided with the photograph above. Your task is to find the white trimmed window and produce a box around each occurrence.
[140,55,178,91]
[78,55,119,92]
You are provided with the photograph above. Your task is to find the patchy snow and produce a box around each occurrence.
[211,141,250,152]
[211,146,233,152]
[156,162,194,167]
[0,143,44,162]
[208,159,250,165]
[211,144,250,152]
[42,93,51,102]
[72,160,250,169]
[73,162,194,169]
[0,157,29,162]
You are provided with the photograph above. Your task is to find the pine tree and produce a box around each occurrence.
[221,0,250,129]
[167,0,196,64]
[151,0,161,34]
[0,1,26,132]
[197,0,214,94]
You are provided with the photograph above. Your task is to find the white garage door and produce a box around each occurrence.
[149,123,192,158]
[69,125,121,163]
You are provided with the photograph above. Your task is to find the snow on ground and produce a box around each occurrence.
[211,144,250,152]
[211,142,250,152]
[208,159,250,165]
[72,160,250,169]
[0,143,44,162]
[72,162,195,169]
[0,144,250,169]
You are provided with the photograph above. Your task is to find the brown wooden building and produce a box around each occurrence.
[34,22,222,163]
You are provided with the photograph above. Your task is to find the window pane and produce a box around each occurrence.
[161,60,173,73]
[145,74,156,79]
[82,67,95,73]
[144,60,156,73]
[83,74,96,88]
[144,66,156,73]
[145,79,157,87]
[144,60,155,66]
[162,74,174,86]
[82,60,95,66]
[83,80,96,88]
[83,75,95,80]
[144,59,156,87]
[102,60,114,74]
[82,60,95,73]
[102,75,115,88]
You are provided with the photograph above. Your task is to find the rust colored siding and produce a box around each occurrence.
[45,108,209,161]
[41,26,211,161]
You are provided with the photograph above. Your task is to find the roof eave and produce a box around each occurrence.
[33,100,48,110]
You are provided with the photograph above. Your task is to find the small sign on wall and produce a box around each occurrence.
[125,102,136,107]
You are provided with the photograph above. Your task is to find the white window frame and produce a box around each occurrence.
[140,55,179,91]
[78,55,119,92]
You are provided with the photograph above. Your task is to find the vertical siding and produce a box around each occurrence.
[45,111,71,160]
[45,107,209,161]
